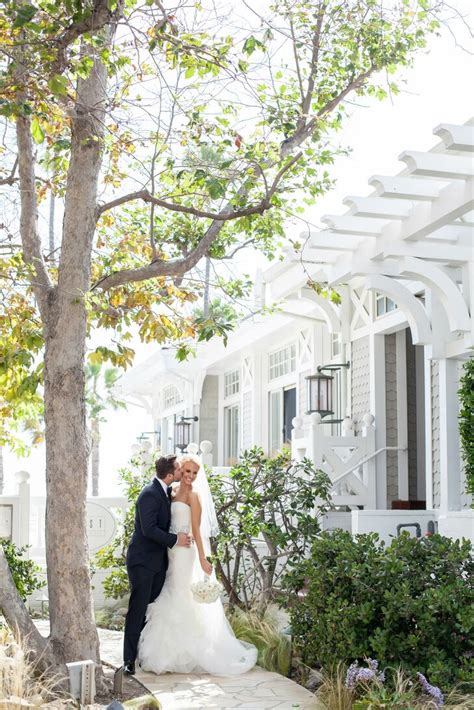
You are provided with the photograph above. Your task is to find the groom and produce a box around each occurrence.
[123,454,192,675]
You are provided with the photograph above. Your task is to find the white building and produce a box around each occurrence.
[122,120,474,543]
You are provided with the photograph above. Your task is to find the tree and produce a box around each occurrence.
[209,448,332,614]
[85,363,125,496]
[0,0,447,672]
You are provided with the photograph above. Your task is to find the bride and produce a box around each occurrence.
[138,454,257,675]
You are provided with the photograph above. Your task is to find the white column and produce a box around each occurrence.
[369,333,387,509]
[423,354,433,509]
[15,471,30,551]
[362,414,377,509]
[415,345,427,501]
[396,330,409,500]
[438,358,461,512]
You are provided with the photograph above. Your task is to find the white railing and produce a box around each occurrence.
[292,413,380,509]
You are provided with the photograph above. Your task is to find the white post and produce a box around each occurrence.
[15,471,30,551]
[362,414,377,509]
[199,441,213,469]
[307,413,323,467]
[396,329,409,500]
[370,333,387,509]
[438,359,461,512]
[291,417,304,461]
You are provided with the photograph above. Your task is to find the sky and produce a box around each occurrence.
[2,0,473,497]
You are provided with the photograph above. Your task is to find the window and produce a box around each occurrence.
[376,293,397,318]
[162,385,183,409]
[224,369,240,398]
[269,386,296,456]
[331,332,342,358]
[224,405,240,465]
[269,344,296,380]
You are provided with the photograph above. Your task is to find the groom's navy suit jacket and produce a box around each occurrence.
[126,478,178,573]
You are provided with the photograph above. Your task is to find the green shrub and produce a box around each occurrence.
[459,357,474,501]
[0,538,45,601]
[285,531,474,690]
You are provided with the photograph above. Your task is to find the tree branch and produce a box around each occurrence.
[97,189,271,221]
[0,157,18,186]
[92,65,374,293]
[50,0,123,76]
[16,116,52,316]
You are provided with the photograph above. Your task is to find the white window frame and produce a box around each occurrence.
[268,384,297,456]
[224,369,240,398]
[162,384,183,410]
[268,343,297,381]
[375,293,397,318]
[331,332,342,358]
[224,404,240,465]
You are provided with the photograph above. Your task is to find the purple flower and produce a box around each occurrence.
[345,661,360,689]
[366,658,379,672]
[345,660,385,689]
[357,668,376,683]
[417,673,444,707]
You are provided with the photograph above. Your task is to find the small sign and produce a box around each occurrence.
[0,505,13,540]
[85,502,117,552]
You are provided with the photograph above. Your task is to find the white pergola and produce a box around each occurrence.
[264,120,473,514]
[265,120,474,361]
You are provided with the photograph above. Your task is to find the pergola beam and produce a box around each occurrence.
[434,123,474,152]
[400,150,474,179]
[369,175,443,200]
[321,215,389,235]
[381,176,474,242]
[343,196,413,218]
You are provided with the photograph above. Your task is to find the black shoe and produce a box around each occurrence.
[123,661,135,676]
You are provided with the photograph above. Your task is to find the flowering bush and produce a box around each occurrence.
[342,660,445,708]
[285,530,473,689]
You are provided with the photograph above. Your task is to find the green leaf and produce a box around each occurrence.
[31,117,45,144]
[47,75,69,97]
[13,4,38,28]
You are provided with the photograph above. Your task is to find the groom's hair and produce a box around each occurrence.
[155,455,177,479]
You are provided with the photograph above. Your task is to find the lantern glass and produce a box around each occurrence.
[306,373,334,417]
[174,419,191,451]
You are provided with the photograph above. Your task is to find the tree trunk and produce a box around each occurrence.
[42,50,107,666]
[0,446,4,495]
[91,418,100,497]
[0,546,56,669]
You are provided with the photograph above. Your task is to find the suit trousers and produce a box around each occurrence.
[123,564,166,663]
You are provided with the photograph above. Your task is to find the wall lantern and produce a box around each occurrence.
[305,362,350,423]
[175,415,199,451]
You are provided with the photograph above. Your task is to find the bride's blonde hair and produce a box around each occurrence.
[178,453,201,469]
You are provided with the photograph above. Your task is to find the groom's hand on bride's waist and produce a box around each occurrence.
[176,532,193,547]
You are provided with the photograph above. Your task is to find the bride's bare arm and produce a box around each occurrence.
[190,492,213,575]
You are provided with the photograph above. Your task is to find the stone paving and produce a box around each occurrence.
[137,668,319,709]
[34,621,319,709]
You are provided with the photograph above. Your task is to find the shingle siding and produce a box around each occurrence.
[385,334,398,506]
[431,361,440,509]
[351,336,371,435]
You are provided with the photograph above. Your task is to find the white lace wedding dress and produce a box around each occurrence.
[138,501,257,675]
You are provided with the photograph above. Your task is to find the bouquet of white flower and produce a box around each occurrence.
[190,576,223,604]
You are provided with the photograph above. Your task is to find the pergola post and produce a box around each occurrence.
[438,358,461,512]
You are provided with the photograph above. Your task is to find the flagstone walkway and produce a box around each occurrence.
[137,667,318,709]
[35,621,319,709]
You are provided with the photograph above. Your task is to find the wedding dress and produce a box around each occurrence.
[138,501,258,675]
